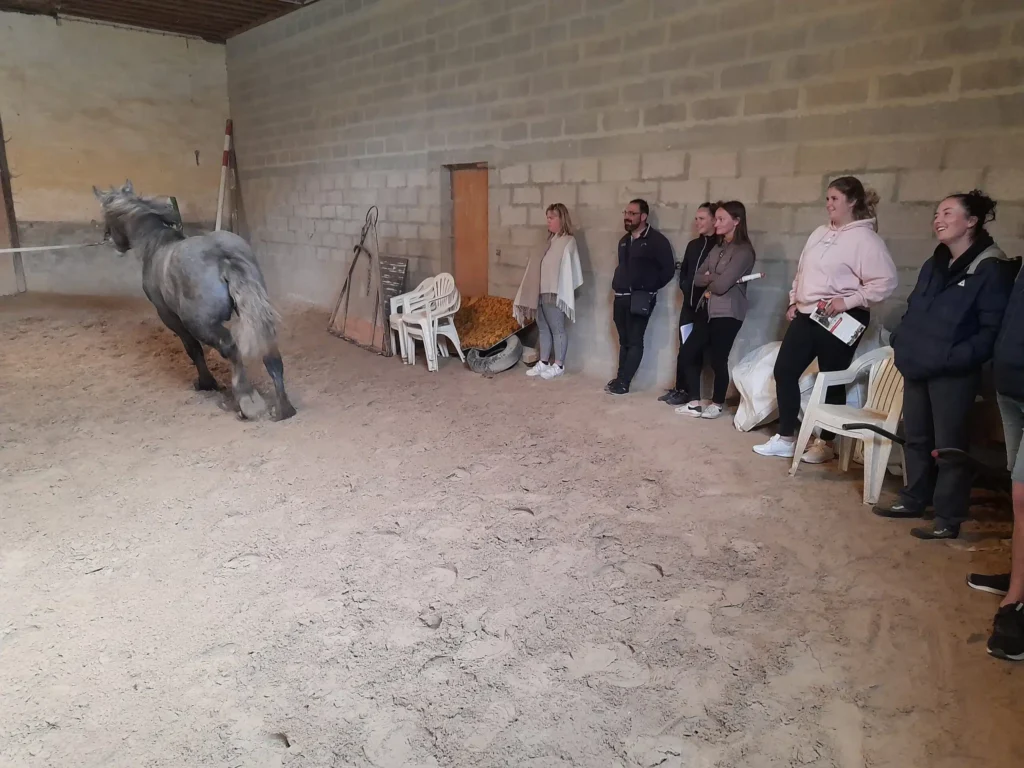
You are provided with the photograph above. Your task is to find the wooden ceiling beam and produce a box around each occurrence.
[0,0,317,41]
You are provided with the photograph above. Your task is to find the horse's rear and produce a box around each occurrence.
[149,231,295,421]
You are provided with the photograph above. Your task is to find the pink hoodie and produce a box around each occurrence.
[789,218,898,313]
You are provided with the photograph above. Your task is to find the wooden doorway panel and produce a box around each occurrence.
[0,110,23,296]
[0,198,17,296]
[451,167,489,298]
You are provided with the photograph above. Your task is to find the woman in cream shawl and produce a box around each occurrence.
[513,203,583,379]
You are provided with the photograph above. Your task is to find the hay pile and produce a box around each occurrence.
[453,296,528,350]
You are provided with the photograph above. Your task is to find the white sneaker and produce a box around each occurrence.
[540,364,564,380]
[801,438,835,464]
[753,434,797,458]
[700,404,723,420]
[676,402,703,417]
[527,362,550,377]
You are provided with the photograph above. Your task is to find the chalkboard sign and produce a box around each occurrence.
[379,256,409,316]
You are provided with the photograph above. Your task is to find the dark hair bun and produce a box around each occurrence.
[959,189,997,225]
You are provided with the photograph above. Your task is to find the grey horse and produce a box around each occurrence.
[93,181,296,421]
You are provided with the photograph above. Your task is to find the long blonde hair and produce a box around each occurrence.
[546,203,574,238]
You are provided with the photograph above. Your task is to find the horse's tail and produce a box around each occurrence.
[222,250,280,359]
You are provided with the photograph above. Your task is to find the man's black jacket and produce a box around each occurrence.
[612,224,675,294]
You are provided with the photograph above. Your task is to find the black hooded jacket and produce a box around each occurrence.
[994,265,1024,400]
[892,232,1018,381]
[677,234,716,324]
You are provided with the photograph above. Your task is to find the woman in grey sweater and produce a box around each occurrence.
[676,200,756,420]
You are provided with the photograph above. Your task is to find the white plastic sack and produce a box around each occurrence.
[731,339,877,433]
[732,343,819,432]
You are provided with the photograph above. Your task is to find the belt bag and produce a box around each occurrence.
[630,290,656,317]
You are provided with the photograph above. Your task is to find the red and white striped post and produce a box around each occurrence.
[214,119,233,231]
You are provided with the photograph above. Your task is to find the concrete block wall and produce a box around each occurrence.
[227,0,1024,389]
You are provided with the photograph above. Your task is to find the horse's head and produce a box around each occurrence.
[93,180,135,255]
[93,180,181,255]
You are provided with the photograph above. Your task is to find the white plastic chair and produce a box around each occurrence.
[788,346,905,505]
[388,277,435,363]
[432,321,466,364]
[402,273,464,371]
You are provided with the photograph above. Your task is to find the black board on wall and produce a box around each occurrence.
[379,256,409,315]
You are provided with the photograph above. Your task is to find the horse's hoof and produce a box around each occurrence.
[273,401,297,421]
[238,391,266,420]
[194,377,220,392]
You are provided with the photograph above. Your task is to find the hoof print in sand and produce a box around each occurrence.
[566,643,650,688]
[593,602,633,623]
[720,583,749,617]
[616,560,665,580]
[222,552,266,570]
[460,701,518,752]
[682,609,719,650]
[627,735,704,768]
[456,634,514,662]
[362,720,438,768]
[421,564,458,590]
[729,539,761,559]
[418,610,442,629]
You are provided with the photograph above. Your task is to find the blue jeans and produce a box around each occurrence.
[537,298,568,364]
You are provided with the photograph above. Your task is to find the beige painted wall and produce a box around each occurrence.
[0,12,228,224]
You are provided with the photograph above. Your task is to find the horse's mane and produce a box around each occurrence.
[104,191,187,257]
[106,193,180,228]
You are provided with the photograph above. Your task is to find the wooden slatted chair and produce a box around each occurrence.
[789,346,905,505]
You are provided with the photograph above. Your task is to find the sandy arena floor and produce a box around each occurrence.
[1,294,1022,768]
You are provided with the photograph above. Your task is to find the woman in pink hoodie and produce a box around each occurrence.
[754,176,898,463]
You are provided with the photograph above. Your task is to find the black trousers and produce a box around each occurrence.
[774,308,870,440]
[674,305,693,391]
[679,313,743,404]
[613,294,654,387]
[898,373,981,527]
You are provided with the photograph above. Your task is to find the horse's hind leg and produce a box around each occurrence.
[181,332,219,391]
[263,351,297,421]
[155,308,219,391]
[198,325,266,420]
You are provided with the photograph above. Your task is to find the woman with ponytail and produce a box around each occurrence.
[754,176,898,464]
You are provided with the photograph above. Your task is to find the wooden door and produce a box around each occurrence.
[0,198,17,296]
[451,167,489,298]
[0,111,21,296]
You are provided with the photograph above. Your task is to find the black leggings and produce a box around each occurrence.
[773,308,870,440]
[679,313,743,405]
[674,306,693,391]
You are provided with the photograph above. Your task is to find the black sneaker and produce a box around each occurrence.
[606,378,620,391]
[967,573,1011,596]
[606,381,629,395]
[987,603,1024,662]
[665,390,689,406]
[873,502,926,519]
[910,523,959,540]
[657,389,679,402]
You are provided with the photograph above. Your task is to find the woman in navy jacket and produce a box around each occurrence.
[879,190,1017,539]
